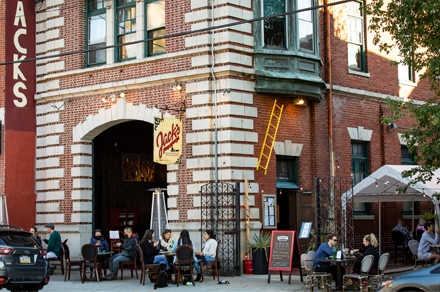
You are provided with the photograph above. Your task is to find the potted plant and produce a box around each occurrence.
[421,211,438,222]
[246,232,271,274]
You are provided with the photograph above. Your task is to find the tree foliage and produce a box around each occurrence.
[366,0,440,187]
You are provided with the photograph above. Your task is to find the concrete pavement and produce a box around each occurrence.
[41,272,306,292]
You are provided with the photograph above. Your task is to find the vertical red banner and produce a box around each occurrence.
[5,0,36,229]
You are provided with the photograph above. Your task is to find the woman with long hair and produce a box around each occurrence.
[160,229,175,250]
[345,233,380,274]
[197,230,217,265]
[140,229,168,266]
[30,226,42,246]
[417,217,426,231]
[170,229,201,281]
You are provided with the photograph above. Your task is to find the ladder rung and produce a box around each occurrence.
[272,114,280,119]
[267,134,274,139]
[263,144,271,149]
[262,154,269,159]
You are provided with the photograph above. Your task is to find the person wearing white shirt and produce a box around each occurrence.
[197,230,218,263]
[417,222,440,265]
[160,229,175,250]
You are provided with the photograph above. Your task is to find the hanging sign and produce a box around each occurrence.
[154,117,182,165]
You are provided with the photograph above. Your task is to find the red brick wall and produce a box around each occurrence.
[0,0,5,194]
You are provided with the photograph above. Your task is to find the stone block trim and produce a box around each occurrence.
[347,126,373,141]
[274,141,303,157]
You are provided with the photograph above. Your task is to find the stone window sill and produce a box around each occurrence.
[348,68,370,78]
[398,79,417,87]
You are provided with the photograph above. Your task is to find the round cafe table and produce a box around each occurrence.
[306,257,357,291]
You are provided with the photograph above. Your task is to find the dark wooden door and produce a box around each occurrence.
[296,190,315,254]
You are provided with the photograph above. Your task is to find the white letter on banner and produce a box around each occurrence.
[14,28,27,54]
[14,1,27,27]
[13,82,28,108]
[13,54,27,81]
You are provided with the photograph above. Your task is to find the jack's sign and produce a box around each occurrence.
[154,117,182,165]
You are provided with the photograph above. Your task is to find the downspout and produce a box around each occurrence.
[326,0,332,178]
[211,0,219,234]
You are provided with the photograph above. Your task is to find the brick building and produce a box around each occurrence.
[0,0,436,259]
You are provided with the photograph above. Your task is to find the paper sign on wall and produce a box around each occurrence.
[153,117,182,165]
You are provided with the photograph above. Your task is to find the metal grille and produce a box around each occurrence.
[315,177,354,250]
[200,182,238,276]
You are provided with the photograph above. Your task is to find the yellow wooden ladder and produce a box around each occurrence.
[257,100,284,175]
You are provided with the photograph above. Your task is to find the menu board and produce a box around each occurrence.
[269,231,297,271]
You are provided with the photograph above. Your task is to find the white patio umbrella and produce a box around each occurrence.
[342,165,440,254]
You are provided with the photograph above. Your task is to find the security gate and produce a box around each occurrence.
[315,177,354,250]
[200,182,240,276]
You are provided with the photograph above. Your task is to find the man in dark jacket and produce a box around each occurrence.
[105,227,138,280]
[42,223,61,274]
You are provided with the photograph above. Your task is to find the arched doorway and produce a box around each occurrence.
[92,120,167,236]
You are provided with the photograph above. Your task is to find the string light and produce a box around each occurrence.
[248,183,252,191]
[376,179,378,188]
[280,188,282,195]
[396,185,399,194]
[261,185,264,193]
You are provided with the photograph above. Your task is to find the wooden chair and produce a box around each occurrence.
[137,244,160,285]
[342,255,374,292]
[110,230,124,253]
[118,246,139,280]
[81,244,102,283]
[175,245,195,287]
[47,241,65,275]
[368,253,390,290]
[199,240,220,282]
[392,231,407,264]
[301,253,332,292]
[62,242,83,282]
[408,240,429,269]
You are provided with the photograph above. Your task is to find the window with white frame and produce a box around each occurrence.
[347,1,366,72]
[87,0,106,66]
[146,0,166,55]
[398,56,415,83]
[298,0,314,52]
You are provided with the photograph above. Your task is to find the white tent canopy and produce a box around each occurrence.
[342,165,440,254]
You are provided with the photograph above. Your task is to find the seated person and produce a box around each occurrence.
[345,233,379,274]
[30,226,42,246]
[105,227,138,280]
[416,218,426,231]
[392,218,412,244]
[170,230,201,282]
[41,223,61,274]
[314,234,344,284]
[160,229,174,251]
[417,222,440,265]
[90,229,110,252]
[140,229,168,266]
[197,230,217,265]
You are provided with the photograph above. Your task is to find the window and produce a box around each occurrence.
[351,141,369,214]
[263,0,286,48]
[86,0,106,66]
[398,56,415,82]
[146,0,166,55]
[401,145,417,214]
[276,156,298,188]
[298,0,314,52]
[347,1,366,72]
[116,0,136,61]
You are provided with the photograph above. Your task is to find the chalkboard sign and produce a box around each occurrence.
[267,230,302,284]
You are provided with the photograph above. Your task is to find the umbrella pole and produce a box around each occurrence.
[379,199,381,255]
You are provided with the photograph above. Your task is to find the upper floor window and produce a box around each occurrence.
[263,0,286,48]
[401,145,416,165]
[398,56,415,83]
[87,0,106,66]
[276,156,299,188]
[298,0,314,52]
[146,0,166,55]
[116,0,137,61]
[347,1,366,72]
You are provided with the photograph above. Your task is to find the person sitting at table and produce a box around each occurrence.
[392,217,412,244]
[418,221,440,265]
[170,229,201,282]
[105,226,138,280]
[90,229,110,252]
[416,218,426,232]
[196,230,217,266]
[30,226,42,246]
[314,233,344,284]
[140,229,168,266]
[345,233,379,275]
[160,229,175,251]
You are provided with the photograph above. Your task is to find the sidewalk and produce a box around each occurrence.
[42,272,305,292]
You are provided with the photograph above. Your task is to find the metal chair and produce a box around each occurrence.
[408,240,429,269]
[368,253,389,289]
[137,244,159,285]
[301,254,332,292]
[199,240,220,282]
[62,242,83,282]
[174,245,196,287]
[342,255,374,292]
[391,231,407,264]
[81,244,102,283]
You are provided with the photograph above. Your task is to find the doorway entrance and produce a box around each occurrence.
[93,121,167,237]
[277,189,297,231]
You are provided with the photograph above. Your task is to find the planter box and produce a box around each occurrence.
[252,248,269,274]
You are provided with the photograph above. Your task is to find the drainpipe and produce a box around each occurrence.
[210,0,219,235]
[326,0,333,178]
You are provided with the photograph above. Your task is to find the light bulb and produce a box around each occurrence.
[102,97,106,102]
[176,85,182,90]
[120,92,125,98]
[298,99,304,105]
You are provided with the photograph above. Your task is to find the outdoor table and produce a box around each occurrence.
[306,257,357,291]
[430,244,440,253]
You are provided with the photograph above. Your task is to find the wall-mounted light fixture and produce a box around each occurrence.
[51,99,71,110]
[102,92,125,102]
[173,83,182,91]
[292,97,306,106]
